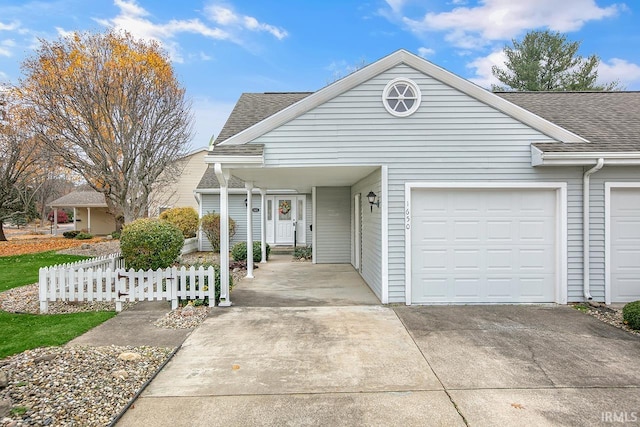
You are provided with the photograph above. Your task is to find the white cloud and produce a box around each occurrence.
[384,0,406,14]
[598,58,640,90]
[205,4,288,40]
[417,47,435,58]
[0,20,21,31]
[95,0,287,62]
[403,0,622,48]
[466,49,507,89]
[0,39,15,57]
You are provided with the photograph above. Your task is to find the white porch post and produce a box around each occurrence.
[245,182,254,279]
[87,207,92,234]
[260,189,267,263]
[73,207,77,231]
[214,163,232,307]
[53,208,58,236]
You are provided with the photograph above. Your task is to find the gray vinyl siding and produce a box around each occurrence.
[351,170,382,299]
[249,63,588,303]
[199,194,262,251]
[316,187,351,263]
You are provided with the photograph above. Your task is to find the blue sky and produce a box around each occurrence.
[1,0,639,148]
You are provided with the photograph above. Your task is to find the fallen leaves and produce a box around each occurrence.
[511,403,525,410]
[0,236,102,257]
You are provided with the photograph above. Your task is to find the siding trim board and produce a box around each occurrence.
[604,182,640,304]
[404,182,568,305]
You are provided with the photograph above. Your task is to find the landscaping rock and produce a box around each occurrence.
[0,371,7,388]
[118,352,142,361]
[0,398,11,418]
[80,243,91,250]
[112,369,128,379]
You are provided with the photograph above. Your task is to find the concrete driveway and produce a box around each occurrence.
[117,261,640,426]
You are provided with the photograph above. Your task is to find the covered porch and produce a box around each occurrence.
[205,149,388,307]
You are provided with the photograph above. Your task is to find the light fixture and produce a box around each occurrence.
[366,191,380,212]
[244,198,248,207]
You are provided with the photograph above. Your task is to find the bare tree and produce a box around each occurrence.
[19,30,193,230]
[0,87,42,241]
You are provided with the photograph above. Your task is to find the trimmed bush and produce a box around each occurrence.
[120,219,184,270]
[293,245,312,260]
[62,230,80,239]
[231,241,270,263]
[201,212,236,253]
[75,232,93,240]
[623,300,640,330]
[159,207,199,238]
[109,231,121,239]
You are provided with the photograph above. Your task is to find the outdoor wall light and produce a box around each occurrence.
[367,191,380,212]
[244,198,248,207]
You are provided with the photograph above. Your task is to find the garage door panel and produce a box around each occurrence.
[610,188,640,303]
[411,188,557,304]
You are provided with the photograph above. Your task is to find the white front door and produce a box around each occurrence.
[276,197,295,244]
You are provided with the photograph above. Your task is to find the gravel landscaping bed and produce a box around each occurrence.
[577,302,640,336]
[0,346,173,427]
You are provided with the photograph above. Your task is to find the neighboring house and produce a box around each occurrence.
[148,147,209,217]
[49,191,115,235]
[201,49,640,306]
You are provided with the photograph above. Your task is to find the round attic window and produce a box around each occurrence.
[382,78,421,117]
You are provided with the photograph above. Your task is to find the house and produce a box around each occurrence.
[201,49,640,307]
[49,191,115,235]
[148,147,209,216]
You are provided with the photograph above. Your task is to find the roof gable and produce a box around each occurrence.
[217,49,586,146]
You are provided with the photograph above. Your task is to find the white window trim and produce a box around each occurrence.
[604,182,640,305]
[404,182,568,305]
[382,77,422,117]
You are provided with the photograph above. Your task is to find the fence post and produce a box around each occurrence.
[39,267,48,313]
[171,266,178,310]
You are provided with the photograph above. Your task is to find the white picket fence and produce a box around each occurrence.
[39,261,216,313]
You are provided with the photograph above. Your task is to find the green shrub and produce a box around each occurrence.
[120,219,184,270]
[623,300,640,330]
[75,232,93,240]
[200,212,236,253]
[63,230,80,239]
[178,263,234,305]
[231,241,270,262]
[159,207,199,238]
[110,231,121,239]
[293,245,312,260]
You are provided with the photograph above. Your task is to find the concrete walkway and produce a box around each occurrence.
[116,259,640,426]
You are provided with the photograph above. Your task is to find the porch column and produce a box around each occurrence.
[53,208,58,236]
[245,182,254,279]
[87,207,92,234]
[214,163,231,307]
[260,189,267,263]
[73,207,77,231]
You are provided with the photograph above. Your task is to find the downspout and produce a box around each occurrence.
[583,158,604,300]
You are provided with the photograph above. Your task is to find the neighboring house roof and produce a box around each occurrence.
[496,91,640,148]
[214,92,312,145]
[49,191,108,208]
[196,166,247,189]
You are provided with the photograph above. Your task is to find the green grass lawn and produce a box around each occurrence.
[0,310,116,359]
[0,251,90,292]
[0,251,114,359]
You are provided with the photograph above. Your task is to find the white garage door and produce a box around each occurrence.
[610,188,640,303]
[411,188,557,304]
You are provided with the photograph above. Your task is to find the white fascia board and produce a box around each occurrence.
[531,145,544,166]
[204,155,263,165]
[194,188,299,195]
[534,152,640,166]
[219,49,587,147]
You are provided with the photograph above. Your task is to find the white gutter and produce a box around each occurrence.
[583,158,605,300]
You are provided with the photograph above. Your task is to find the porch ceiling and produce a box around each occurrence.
[228,165,379,193]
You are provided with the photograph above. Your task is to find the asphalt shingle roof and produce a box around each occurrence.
[214,92,313,145]
[496,91,640,151]
[49,191,108,207]
[196,166,248,189]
